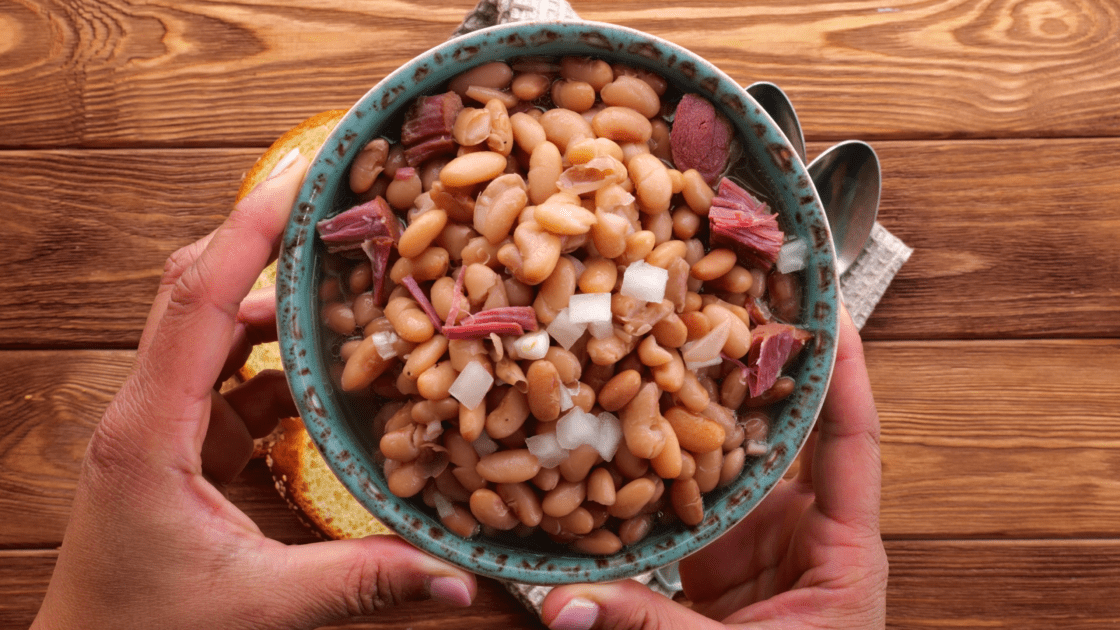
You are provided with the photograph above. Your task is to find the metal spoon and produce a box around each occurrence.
[807,140,881,275]
[746,81,807,164]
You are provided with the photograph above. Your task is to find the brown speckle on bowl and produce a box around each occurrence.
[303,387,325,418]
[699,76,719,96]
[429,526,444,540]
[578,30,614,51]
[627,41,661,61]
[501,33,526,47]
[719,93,746,117]
[413,65,430,82]
[768,143,794,174]
[453,45,480,62]
[531,29,560,46]
[811,222,830,250]
[678,60,696,79]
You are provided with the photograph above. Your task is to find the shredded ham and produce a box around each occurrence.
[442,306,539,340]
[400,275,443,333]
[400,92,463,166]
[709,178,784,270]
[744,323,812,398]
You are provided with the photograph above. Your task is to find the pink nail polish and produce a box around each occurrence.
[549,597,599,630]
[428,576,472,607]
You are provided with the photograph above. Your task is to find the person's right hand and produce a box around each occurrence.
[541,305,888,629]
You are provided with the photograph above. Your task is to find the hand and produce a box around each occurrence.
[32,154,476,630]
[541,305,888,629]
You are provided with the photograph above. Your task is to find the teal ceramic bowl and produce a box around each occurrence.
[276,20,838,585]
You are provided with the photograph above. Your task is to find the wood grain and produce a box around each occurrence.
[867,339,1120,538]
[3,0,1120,148]
[2,340,1117,546]
[6,540,1120,628]
[3,139,1119,347]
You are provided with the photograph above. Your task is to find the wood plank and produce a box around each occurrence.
[0,149,254,348]
[3,138,1119,346]
[867,339,1120,538]
[3,0,1120,147]
[2,340,1118,546]
[858,138,1120,338]
[6,540,1120,628]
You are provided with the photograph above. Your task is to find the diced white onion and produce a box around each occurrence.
[558,383,574,412]
[525,432,568,468]
[472,431,499,457]
[514,329,550,360]
[684,356,723,371]
[546,307,588,350]
[556,408,599,449]
[587,319,615,339]
[595,412,623,462]
[448,361,493,410]
[620,261,668,304]
[776,238,808,274]
[432,491,456,519]
[371,331,400,360]
[680,318,731,370]
[422,421,444,442]
[567,292,612,324]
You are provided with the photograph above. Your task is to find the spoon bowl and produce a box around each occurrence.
[807,140,881,275]
[747,81,807,164]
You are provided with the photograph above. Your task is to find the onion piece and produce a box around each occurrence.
[567,292,612,324]
[776,238,808,274]
[448,360,493,410]
[681,318,731,370]
[370,330,401,360]
[432,491,456,519]
[556,408,599,450]
[620,261,668,304]
[595,412,623,462]
[525,432,568,469]
[513,330,550,360]
[546,307,588,350]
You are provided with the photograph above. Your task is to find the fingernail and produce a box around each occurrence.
[428,576,472,607]
[266,148,302,181]
[549,597,599,630]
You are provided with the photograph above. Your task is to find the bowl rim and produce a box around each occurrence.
[276,18,839,585]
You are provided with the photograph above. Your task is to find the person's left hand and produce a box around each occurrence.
[32,153,476,630]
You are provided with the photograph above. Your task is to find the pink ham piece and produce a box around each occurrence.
[442,306,539,340]
[400,275,444,334]
[316,196,401,254]
[745,323,812,398]
[400,92,463,166]
[316,196,402,305]
[670,93,734,186]
[709,178,784,270]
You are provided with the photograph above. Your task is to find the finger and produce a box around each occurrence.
[264,536,475,625]
[137,229,217,356]
[217,286,282,385]
[202,390,255,483]
[128,154,308,452]
[810,303,881,529]
[541,580,726,630]
[238,285,279,334]
[222,369,297,438]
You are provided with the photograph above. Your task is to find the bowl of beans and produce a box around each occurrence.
[276,20,839,585]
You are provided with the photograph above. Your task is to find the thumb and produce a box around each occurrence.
[541,580,727,630]
[263,536,476,626]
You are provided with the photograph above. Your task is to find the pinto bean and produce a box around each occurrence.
[671,477,705,526]
[497,482,544,527]
[476,449,541,484]
[469,488,521,530]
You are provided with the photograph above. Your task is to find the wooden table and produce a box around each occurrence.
[3,0,1119,627]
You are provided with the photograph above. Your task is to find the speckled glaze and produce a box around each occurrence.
[276,20,838,585]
